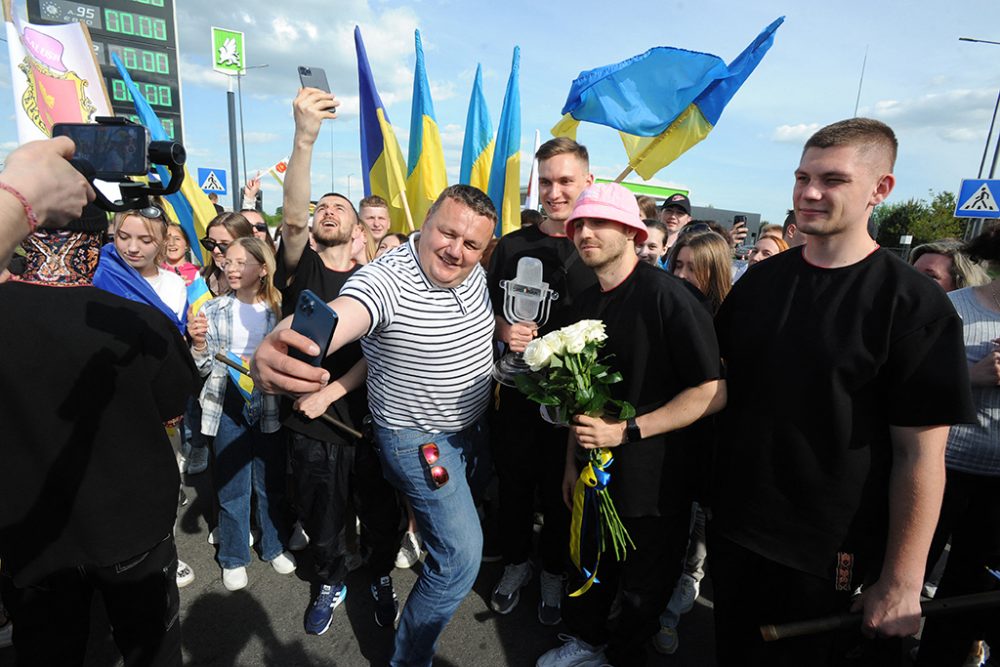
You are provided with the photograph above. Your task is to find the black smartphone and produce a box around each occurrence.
[289,289,338,366]
[297,66,330,93]
[733,215,748,227]
[52,122,150,179]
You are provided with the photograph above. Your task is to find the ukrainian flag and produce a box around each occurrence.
[187,274,211,316]
[459,64,494,194]
[355,26,411,233]
[405,30,447,228]
[486,47,521,237]
[112,54,218,265]
[552,17,783,180]
[223,351,255,404]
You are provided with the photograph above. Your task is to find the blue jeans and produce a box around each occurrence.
[212,386,288,569]
[373,417,490,667]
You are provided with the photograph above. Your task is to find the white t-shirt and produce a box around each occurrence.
[145,268,188,321]
[230,300,271,358]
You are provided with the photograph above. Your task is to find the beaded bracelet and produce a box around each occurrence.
[0,182,39,233]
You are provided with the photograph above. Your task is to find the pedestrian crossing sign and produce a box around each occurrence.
[198,168,227,195]
[955,179,1000,218]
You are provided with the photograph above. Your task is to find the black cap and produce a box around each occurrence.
[660,193,691,215]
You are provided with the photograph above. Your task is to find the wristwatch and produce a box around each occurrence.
[625,417,641,443]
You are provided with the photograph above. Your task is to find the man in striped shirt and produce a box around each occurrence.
[253,184,497,667]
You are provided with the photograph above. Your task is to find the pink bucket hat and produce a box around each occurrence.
[565,183,648,244]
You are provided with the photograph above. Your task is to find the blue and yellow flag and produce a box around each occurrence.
[459,64,494,194]
[223,351,255,404]
[186,273,211,317]
[486,47,521,237]
[112,54,218,265]
[553,17,784,180]
[355,26,411,233]
[406,30,447,228]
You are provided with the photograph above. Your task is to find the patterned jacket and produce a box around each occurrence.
[192,294,280,436]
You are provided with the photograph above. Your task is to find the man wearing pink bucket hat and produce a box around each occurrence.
[536,182,726,667]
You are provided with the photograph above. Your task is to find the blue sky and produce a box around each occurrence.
[4,0,1000,225]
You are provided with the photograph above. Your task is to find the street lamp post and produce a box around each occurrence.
[236,64,269,204]
[348,173,355,201]
[958,37,1000,238]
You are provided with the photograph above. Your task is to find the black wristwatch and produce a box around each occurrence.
[625,417,641,443]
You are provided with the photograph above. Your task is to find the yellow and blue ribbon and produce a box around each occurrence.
[569,448,624,597]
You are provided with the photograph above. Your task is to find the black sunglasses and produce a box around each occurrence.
[420,443,449,488]
[253,223,268,233]
[680,223,711,236]
[138,205,164,220]
[200,237,230,253]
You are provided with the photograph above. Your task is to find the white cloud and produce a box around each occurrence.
[865,89,995,142]
[771,123,821,143]
[243,131,281,144]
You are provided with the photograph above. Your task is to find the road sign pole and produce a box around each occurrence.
[228,77,240,211]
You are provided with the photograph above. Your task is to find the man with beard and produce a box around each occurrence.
[536,183,724,667]
[276,86,402,635]
[486,138,597,625]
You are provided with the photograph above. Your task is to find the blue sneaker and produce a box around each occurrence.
[305,583,347,635]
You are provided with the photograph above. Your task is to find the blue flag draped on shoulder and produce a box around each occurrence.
[111,54,217,265]
[355,26,411,233]
[486,47,521,237]
[552,17,783,180]
[459,64,494,195]
[406,30,447,228]
[93,244,186,332]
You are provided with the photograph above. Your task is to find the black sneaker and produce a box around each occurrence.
[371,575,400,628]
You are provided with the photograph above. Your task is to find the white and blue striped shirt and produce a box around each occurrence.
[341,236,495,433]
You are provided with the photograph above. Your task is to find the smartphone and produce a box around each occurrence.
[297,66,330,93]
[289,289,338,366]
[52,122,150,179]
[733,214,748,227]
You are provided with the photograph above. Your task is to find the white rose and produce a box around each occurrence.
[523,337,555,371]
[541,329,566,356]
[561,322,589,354]
[582,320,607,344]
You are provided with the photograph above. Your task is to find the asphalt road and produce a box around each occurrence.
[0,469,718,667]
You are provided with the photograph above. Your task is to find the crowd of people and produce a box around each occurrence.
[0,94,998,667]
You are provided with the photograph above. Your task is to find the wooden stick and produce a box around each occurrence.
[213,353,364,439]
[614,165,633,183]
[761,590,1000,642]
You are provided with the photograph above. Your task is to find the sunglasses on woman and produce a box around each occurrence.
[253,223,268,233]
[420,443,449,488]
[200,237,229,253]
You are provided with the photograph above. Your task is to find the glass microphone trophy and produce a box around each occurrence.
[492,256,559,386]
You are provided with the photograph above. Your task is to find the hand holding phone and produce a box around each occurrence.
[298,66,330,93]
[289,289,338,366]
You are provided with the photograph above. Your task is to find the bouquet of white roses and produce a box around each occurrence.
[514,319,635,595]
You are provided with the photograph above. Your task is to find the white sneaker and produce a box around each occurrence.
[222,567,248,591]
[288,521,309,551]
[176,560,195,588]
[208,528,253,546]
[491,561,534,614]
[394,530,422,569]
[185,446,209,475]
[536,634,608,667]
[270,551,297,575]
[667,573,700,616]
[538,570,564,626]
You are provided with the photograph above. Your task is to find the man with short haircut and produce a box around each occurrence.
[536,183,724,667]
[253,182,497,667]
[711,118,975,665]
[659,192,692,257]
[637,218,669,266]
[277,87,403,636]
[486,137,597,625]
[782,208,805,247]
[359,194,390,245]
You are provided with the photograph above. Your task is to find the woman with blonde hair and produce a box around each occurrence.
[199,212,255,295]
[747,234,789,267]
[189,237,295,591]
[667,230,732,315]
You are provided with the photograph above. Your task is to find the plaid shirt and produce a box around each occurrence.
[192,295,280,436]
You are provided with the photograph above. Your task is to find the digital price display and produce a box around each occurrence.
[29,0,184,145]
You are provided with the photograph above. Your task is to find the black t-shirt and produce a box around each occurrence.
[275,245,367,444]
[575,261,721,518]
[487,225,598,335]
[0,283,196,586]
[713,247,975,579]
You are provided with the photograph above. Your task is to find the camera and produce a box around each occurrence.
[52,117,187,213]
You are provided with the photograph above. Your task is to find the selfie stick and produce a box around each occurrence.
[214,353,363,439]
[760,590,1000,642]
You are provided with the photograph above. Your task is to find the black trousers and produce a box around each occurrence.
[562,512,689,666]
[1,535,181,667]
[288,432,403,585]
[491,385,570,574]
[708,530,899,667]
[916,469,1000,666]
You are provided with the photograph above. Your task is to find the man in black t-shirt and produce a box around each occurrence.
[711,118,975,666]
[278,86,402,636]
[486,137,598,625]
[536,183,724,667]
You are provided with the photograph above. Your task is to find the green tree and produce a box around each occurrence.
[872,190,965,247]
[872,198,926,247]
